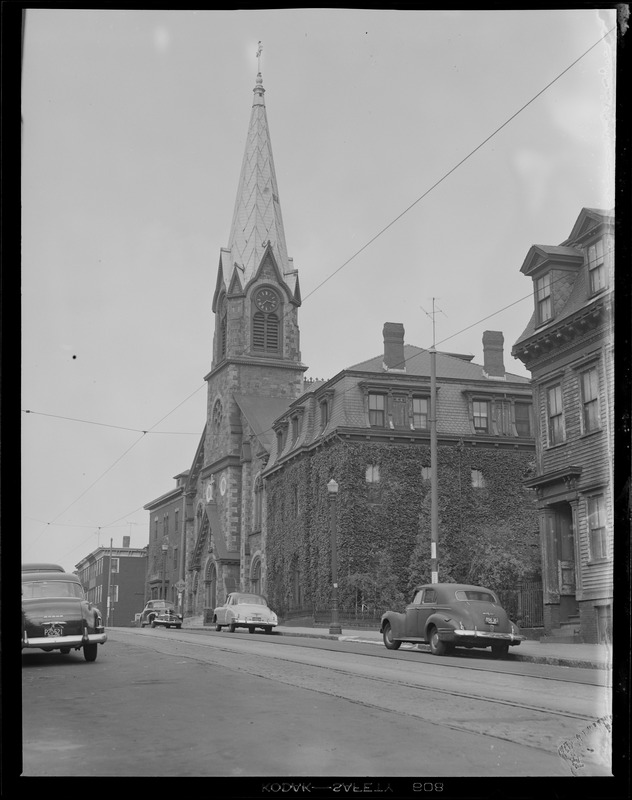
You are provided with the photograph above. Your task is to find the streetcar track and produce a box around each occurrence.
[113,628,603,724]
[111,628,611,770]
[128,627,606,687]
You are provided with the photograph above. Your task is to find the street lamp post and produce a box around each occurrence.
[327,479,342,635]
[161,541,169,599]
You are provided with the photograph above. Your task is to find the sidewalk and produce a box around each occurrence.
[185,619,611,670]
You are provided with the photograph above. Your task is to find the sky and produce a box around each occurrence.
[20,8,617,571]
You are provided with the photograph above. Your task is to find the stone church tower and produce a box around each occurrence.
[184,67,306,617]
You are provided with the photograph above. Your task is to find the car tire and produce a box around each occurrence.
[248,626,255,633]
[83,643,98,662]
[264,627,273,634]
[150,619,156,628]
[176,625,181,629]
[60,647,71,654]
[215,623,222,631]
[491,642,509,659]
[140,622,146,628]
[428,626,448,656]
[382,622,401,650]
[229,622,236,633]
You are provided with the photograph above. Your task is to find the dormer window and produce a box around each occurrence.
[291,414,302,443]
[412,397,429,429]
[320,399,329,429]
[536,273,552,324]
[473,400,489,433]
[368,393,386,427]
[587,239,606,294]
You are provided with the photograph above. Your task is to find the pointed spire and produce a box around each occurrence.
[226,58,291,286]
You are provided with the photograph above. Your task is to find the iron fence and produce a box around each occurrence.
[496,581,543,628]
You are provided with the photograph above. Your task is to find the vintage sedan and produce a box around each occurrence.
[22,571,107,662]
[380,583,524,659]
[139,599,179,627]
[21,563,65,573]
[213,593,278,633]
[150,608,183,629]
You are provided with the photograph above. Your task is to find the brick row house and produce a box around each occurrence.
[75,537,147,627]
[512,207,614,643]
[143,470,189,613]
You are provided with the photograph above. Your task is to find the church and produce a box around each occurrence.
[144,65,540,624]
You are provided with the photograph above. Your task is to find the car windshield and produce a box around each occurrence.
[455,590,497,603]
[234,595,266,606]
[22,581,84,599]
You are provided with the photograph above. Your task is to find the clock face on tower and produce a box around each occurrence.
[254,288,279,313]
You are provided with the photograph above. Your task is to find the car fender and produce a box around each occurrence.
[380,611,405,637]
[424,611,458,640]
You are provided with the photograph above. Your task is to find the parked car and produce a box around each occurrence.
[380,583,524,659]
[21,563,65,573]
[139,599,181,628]
[22,570,107,662]
[150,608,183,629]
[213,593,278,633]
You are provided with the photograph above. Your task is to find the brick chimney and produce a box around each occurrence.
[122,536,130,548]
[482,331,505,378]
[383,322,406,371]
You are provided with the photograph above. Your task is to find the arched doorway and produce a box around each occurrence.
[250,556,261,595]
[205,559,217,612]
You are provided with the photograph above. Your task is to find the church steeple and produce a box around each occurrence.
[210,55,302,371]
[225,67,291,286]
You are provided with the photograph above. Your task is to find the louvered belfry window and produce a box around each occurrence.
[252,311,280,353]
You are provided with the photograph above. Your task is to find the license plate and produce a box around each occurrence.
[484,616,499,626]
[45,625,63,637]
[251,616,262,621]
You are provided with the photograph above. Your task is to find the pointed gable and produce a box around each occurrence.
[227,265,244,296]
[520,244,583,277]
[565,207,614,244]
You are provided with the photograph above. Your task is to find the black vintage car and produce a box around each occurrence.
[22,570,107,662]
[380,583,524,659]
[139,599,181,628]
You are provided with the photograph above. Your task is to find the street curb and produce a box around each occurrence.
[182,625,608,671]
[274,629,609,670]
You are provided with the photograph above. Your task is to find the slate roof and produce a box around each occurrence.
[234,394,294,454]
[348,345,530,383]
[513,208,614,348]
[223,72,292,289]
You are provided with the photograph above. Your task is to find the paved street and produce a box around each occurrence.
[20,627,612,780]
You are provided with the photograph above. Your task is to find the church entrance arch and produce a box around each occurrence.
[205,559,217,612]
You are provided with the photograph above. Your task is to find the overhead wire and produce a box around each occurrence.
[24,27,615,554]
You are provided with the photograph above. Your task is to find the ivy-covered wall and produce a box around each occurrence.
[265,439,539,615]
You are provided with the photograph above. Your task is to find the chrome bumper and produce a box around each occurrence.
[22,632,107,649]
[446,629,524,644]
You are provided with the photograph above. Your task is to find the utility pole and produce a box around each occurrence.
[106,537,113,626]
[422,299,444,584]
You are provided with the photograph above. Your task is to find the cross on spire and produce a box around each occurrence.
[256,41,263,73]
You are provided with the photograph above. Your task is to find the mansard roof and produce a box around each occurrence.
[513,207,614,349]
[348,345,529,383]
